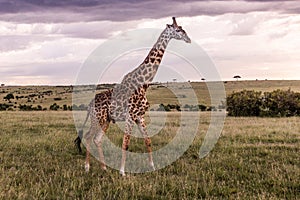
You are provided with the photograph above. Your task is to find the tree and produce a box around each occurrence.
[4,93,14,101]
[233,75,241,81]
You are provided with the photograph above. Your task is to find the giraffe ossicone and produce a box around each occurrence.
[74,17,191,176]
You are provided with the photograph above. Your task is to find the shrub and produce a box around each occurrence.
[72,104,87,111]
[18,104,43,111]
[227,89,300,117]
[0,103,10,111]
[36,105,43,111]
[227,90,262,117]
[157,104,170,111]
[175,105,181,111]
[198,104,207,111]
[50,103,60,110]
[260,89,300,117]
[156,104,181,112]
[4,93,14,101]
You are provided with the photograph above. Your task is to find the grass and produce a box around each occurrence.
[0,111,299,199]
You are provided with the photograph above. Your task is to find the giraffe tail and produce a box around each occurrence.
[74,106,91,154]
[74,130,83,154]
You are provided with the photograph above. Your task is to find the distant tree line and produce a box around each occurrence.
[19,104,45,111]
[0,103,89,111]
[151,103,224,112]
[227,89,300,117]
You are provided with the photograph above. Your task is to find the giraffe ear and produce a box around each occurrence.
[166,24,171,28]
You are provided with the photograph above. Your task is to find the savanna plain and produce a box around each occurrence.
[0,80,299,199]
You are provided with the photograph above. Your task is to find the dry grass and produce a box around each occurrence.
[0,111,299,199]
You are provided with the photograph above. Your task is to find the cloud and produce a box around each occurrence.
[228,13,261,35]
[0,20,139,50]
[1,0,300,85]
[0,60,81,85]
[1,0,300,23]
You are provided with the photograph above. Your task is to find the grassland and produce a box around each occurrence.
[0,111,299,199]
[0,81,299,199]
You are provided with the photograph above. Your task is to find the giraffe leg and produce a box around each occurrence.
[85,147,90,172]
[137,118,155,170]
[120,119,133,176]
[93,127,107,171]
[83,128,94,172]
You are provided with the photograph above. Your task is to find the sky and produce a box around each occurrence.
[0,0,300,85]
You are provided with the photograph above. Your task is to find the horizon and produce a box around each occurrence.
[1,79,299,87]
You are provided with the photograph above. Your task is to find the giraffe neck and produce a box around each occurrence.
[140,28,171,83]
[119,28,171,91]
[151,28,171,56]
[111,28,172,121]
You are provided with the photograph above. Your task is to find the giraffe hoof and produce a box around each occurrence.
[120,170,126,176]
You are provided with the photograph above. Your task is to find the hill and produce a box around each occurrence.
[0,80,299,111]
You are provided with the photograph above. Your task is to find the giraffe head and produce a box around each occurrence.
[166,17,191,43]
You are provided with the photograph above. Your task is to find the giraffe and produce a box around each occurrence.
[74,17,191,176]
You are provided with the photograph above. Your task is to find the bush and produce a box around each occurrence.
[4,93,14,101]
[157,104,170,111]
[0,103,10,111]
[227,90,262,117]
[72,104,87,111]
[182,104,210,111]
[198,104,207,111]
[227,89,300,117]
[63,104,68,111]
[19,104,43,111]
[50,103,60,110]
[156,104,181,112]
[261,89,300,117]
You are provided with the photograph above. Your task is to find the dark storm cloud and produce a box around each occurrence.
[0,0,299,23]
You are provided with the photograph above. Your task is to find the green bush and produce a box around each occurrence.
[227,90,262,117]
[0,103,10,111]
[157,104,181,111]
[227,89,300,117]
[198,104,207,111]
[261,89,300,117]
[157,104,170,111]
[19,104,43,111]
[50,103,60,111]
[4,93,14,101]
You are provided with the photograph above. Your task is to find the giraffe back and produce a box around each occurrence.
[88,84,150,126]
